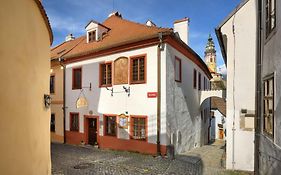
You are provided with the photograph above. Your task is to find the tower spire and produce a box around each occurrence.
[204,34,217,73]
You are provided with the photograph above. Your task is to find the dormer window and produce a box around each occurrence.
[85,20,110,43]
[88,30,96,42]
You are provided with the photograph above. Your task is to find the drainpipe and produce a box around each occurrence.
[59,58,66,144]
[157,33,164,156]
[254,0,262,174]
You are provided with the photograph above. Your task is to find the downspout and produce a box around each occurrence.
[59,58,66,144]
[255,0,262,174]
[157,33,164,155]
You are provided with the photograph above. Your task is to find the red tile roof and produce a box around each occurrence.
[50,15,211,78]
[211,97,226,116]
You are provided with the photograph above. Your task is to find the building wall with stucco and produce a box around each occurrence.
[0,0,52,174]
[50,65,64,143]
[219,0,256,171]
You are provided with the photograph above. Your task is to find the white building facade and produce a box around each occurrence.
[216,0,256,171]
[52,14,212,155]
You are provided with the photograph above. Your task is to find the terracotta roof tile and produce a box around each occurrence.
[211,97,226,116]
[51,15,172,59]
[51,37,84,60]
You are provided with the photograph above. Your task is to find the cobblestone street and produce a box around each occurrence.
[51,142,252,175]
[51,143,202,175]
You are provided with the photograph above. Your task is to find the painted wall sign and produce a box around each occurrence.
[118,114,128,129]
[147,92,158,98]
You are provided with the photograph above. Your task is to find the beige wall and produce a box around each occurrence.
[50,65,64,143]
[0,0,52,174]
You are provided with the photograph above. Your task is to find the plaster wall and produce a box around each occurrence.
[220,0,256,171]
[50,66,64,143]
[65,45,167,146]
[211,109,226,140]
[258,0,281,174]
[0,0,51,174]
[165,44,211,154]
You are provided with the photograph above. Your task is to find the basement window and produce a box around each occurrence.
[104,115,117,136]
[70,113,79,132]
[130,116,147,141]
[263,75,274,138]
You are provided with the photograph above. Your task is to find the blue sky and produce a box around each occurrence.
[43,0,241,72]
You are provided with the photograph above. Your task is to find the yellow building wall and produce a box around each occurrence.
[0,0,52,174]
[50,66,64,143]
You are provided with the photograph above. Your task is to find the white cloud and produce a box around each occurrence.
[217,64,227,75]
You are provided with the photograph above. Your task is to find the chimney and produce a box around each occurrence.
[65,33,75,42]
[108,11,122,18]
[173,17,189,45]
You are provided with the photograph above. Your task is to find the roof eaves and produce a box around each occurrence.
[85,20,111,30]
[215,0,249,66]
[169,33,212,79]
[216,0,249,29]
[34,0,53,45]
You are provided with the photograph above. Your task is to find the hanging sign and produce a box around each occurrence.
[76,96,88,108]
[118,114,128,129]
[147,92,158,98]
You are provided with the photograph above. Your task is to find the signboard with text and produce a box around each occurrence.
[147,92,158,98]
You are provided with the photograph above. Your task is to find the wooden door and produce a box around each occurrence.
[219,129,224,139]
[88,118,97,145]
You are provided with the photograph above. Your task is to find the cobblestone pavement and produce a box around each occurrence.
[51,143,202,175]
[181,140,253,175]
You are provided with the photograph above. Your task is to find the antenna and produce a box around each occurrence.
[112,0,115,12]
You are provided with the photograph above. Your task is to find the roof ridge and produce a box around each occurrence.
[103,15,171,32]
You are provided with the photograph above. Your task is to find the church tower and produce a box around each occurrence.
[205,34,217,73]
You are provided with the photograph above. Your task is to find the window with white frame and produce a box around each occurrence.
[263,75,274,137]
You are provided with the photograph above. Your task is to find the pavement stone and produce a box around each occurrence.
[51,141,253,175]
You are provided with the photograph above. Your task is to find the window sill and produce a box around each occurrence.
[130,137,147,142]
[265,28,277,45]
[104,134,117,137]
[72,88,82,90]
[130,81,146,85]
[99,84,112,88]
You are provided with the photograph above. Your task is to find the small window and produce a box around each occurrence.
[175,57,182,82]
[88,30,96,42]
[104,115,117,136]
[72,67,82,90]
[193,69,197,89]
[130,55,146,84]
[70,113,79,132]
[51,113,55,132]
[265,0,276,37]
[198,72,201,90]
[50,75,55,94]
[263,75,274,137]
[100,63,112,87]
[131,116,147,141]
[204,77,206,90]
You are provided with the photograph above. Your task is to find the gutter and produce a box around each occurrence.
[215,28,227,65]
[254,0,262,174]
